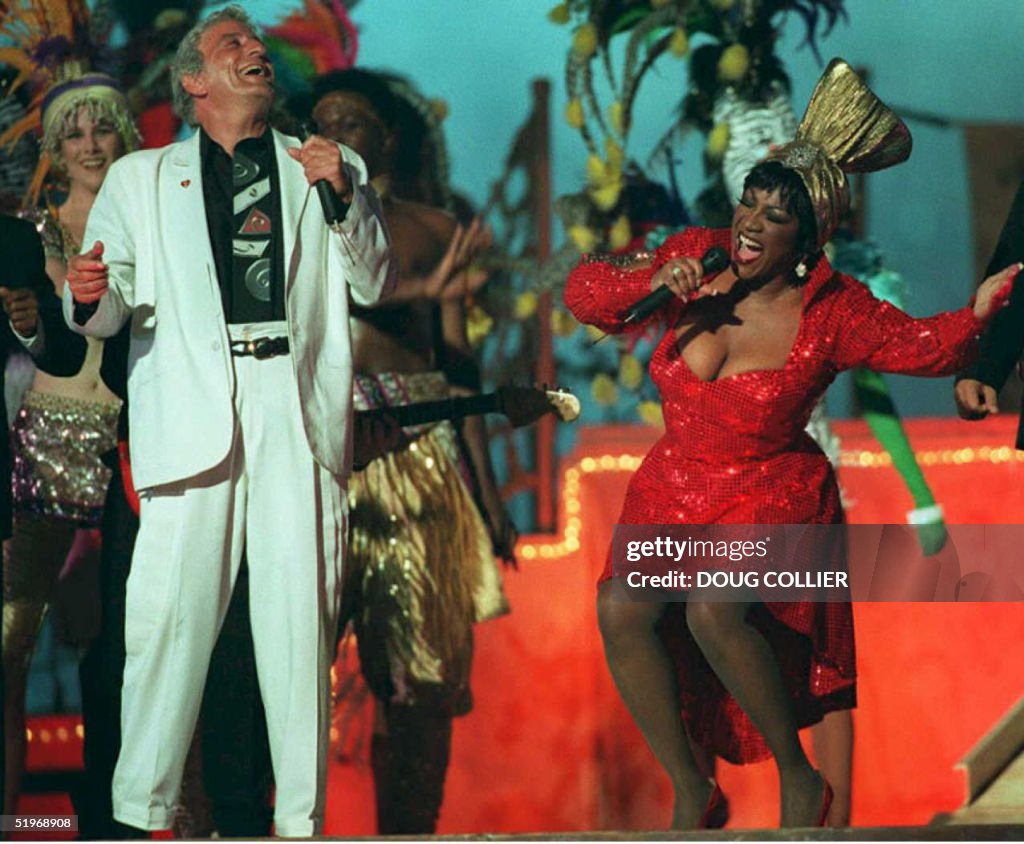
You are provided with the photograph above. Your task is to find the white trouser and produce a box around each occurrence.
[112,322,348,837]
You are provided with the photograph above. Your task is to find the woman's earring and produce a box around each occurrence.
[794,259,808,279]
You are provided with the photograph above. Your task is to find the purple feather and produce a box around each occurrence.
[32,35,74,69]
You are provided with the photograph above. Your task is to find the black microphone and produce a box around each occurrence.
[622,246,730,326]
[297,123,350,230]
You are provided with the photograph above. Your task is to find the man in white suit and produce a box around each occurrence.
[66,6,395,836]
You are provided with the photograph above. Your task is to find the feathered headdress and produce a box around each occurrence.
[265,0,359,101]
[764,58,911,247]
[266,0,359,79]
[0,70,40,204]
[0,0,138,205]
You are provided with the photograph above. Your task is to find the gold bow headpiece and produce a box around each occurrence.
[764,58,912,248]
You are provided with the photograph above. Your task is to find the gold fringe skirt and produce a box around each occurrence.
[341,371,508,716]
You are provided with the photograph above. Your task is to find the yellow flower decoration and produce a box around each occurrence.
[608,214,631,250]
[568,224,600,253]
[429,98,449,123]
[706,122,730,160]
[514,290,539,320]
[605,137,625,169]
[669,27,689,57]
[586,153,607,185]
[591,373,619,406]
[551,308,579,337]
[619,353,644,389]
[547,2,570,24]
[565,98,585,128]
[585,325,605,343]
[465,304,494,347]
[584,139,626,211]
[572,22,599,58]
[589,180,623,211]
[717,44,750,82]
[608,101,624,135]
[637,400,665,427]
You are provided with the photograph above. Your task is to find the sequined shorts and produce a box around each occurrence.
[342,371,508,715]
[11,391,120,526]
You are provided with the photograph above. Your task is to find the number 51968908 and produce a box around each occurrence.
[1,815,76,831]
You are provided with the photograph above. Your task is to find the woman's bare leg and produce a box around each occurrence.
[686,597,826,827]
[597,579,711,828]
[811,710,852,826]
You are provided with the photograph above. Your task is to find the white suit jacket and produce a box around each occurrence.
[64,129,395,491]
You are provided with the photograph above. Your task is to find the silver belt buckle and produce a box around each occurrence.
[251,338,273,359]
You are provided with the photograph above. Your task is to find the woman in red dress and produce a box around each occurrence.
[564,59,1019,829]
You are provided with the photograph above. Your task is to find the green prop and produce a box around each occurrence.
[853,367,947,555]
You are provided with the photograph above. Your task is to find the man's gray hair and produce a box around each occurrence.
[170,5,260,127]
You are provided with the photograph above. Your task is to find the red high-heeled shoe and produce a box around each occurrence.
[817,781,834,827]
[699,782,726,830]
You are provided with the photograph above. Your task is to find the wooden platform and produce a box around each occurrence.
[939,696,1024,826]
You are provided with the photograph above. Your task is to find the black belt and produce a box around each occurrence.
[229,336,290,359]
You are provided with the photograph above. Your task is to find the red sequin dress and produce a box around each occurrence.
[565,226,985,763]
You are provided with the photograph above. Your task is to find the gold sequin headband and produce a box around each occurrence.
[40,70,138,159]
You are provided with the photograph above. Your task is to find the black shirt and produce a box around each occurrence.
[200,129,285,323]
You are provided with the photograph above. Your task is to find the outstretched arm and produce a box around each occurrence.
[833,265,1019,376]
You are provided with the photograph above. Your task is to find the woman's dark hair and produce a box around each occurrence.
[310,68,402,131]
[742,159,819,257]
[376,71,447,207]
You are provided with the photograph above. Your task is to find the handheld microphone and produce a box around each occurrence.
[297,123,349,231]
[622,246,730,325]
